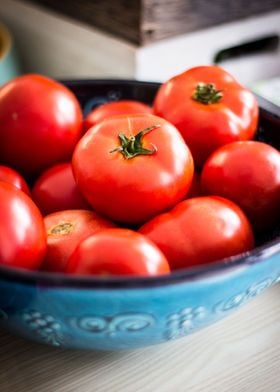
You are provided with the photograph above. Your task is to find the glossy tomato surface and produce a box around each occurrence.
[43,209,115,272]
[83,100,152,132]
[201,141,280,230]
[32,163,90,215]
[73,114,194,224]
[140,196,254,270]
[66,228,170,276]
[0,181,46,270]
[0,74,83,177]
[153,66,258,167]
[0,165,31,195]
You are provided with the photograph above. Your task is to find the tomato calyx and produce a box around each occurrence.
[48,222,74,236]
[110,124,160,159]
[192,82,223,105]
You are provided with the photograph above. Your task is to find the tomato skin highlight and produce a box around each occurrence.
[153,66,258,167]
[66,228,170,276]
[0,74,83,177]
[201,141,280,230]
[83,100,152,132]
[0,165,31,195]
[0,181,46,270]
[42,209,115,272]
[73,114,194,224]
[32,163,91,215]
[139,196,254,270]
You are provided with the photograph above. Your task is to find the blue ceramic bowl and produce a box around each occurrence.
[0,80,279,350]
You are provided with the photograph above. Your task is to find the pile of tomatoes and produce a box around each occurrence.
[0,66,279,277]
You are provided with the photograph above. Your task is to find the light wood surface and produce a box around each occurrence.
[0,284,279,392]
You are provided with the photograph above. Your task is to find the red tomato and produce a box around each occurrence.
[66,228,170,276]
[83,100,152,132]
[140,196,254,270]
[0,74,83,178]
[201,141,280,230]
[153,66,258,167]
[72,114,194,224]
[43,209,115,272]
[0,165,31,195]
[0,181,46,270]
[32,163,91,215]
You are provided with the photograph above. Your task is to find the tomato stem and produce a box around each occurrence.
[110,124,160,159]
[192,82,223,104]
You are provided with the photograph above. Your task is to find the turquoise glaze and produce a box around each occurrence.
[0,80,279,350]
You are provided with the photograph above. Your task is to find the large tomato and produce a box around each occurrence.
[72,114,194,224]
[0,74,83,177]
[43,209,115,272]
[66,228,170,276]
[0,181,46,270]
[83,100,152,133]
[140,196,254,270]
[201,141,280,230]
[32,163,90,215]
[153,66,259,167]
[0,165,31,195]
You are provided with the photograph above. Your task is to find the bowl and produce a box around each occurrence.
[0,79,279,350]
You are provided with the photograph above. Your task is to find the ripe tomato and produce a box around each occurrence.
[0,165,31,195]
[43,209,115,272]
[153,66,258,167]
[140,196,254,270]
[73,114,194,224]
[0,74,83,178]
[201,141,280,230]
[66,228,170,276]
[185,172,202,199]
[83,100,152,132]
[0,181,46,270]
[32,163,91,215]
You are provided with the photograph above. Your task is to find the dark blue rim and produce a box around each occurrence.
[0,78,279,288]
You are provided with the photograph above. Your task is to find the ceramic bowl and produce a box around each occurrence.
[0,22,21,85]
[0,80,279,350]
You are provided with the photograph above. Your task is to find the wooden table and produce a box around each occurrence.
[0,284,279,392]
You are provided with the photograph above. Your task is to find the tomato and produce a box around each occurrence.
[0,74,83,178]
[201,141,280,230]
[66,228,170,276]
[0,181,46,270]
[72,114,194,224]
[32,163,91,215]
[0,165,31,195]
[140,196,254,270]
[83,100,152,133]
[42,209,115,272]
[153,66,258,167]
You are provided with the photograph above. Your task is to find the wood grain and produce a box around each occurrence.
[0,284,279,392]
[22,0,280,45]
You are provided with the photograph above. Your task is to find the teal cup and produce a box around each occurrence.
[0,22,21,85]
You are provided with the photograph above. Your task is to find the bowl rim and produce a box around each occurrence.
[0,78,279,289]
